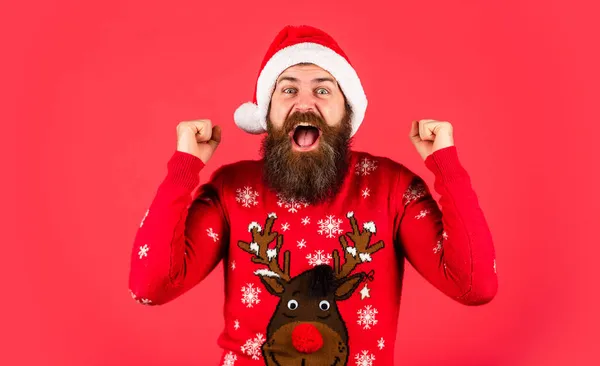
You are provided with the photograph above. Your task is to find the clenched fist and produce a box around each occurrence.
[409,119,454,160]
[176,119,221,164]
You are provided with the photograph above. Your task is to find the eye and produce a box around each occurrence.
[319,300,330,311]
[316,88,329,95]
[287,299,299,310]
[283,88,296,94]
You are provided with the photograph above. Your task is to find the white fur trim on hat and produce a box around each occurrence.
[234,42,367,136]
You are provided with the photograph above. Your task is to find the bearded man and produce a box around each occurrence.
[129,25,498,366]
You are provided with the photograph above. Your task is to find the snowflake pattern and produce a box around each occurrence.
[138,244,149,259]
[434,240,443,254]
[493,259,497,273]
[207,228,219,242]
[222,351,237,366]
[241,283,261,308]
[235,186,259,208]
[231,261,236,270]
[297,239,307,249]
[317,215,344,238]
[302,216,311,225]
[276,194,309,213]
[442,231,448,240]
[281,222,290,232]
[361,187,371,198]
[357,305,379,329]
[377,337,385,350]
[355,157,378,176]
[307,250,333,266]
[233,319,240,330]
[415,209,430,219]
[355,350,376,366]
[140,209,149,227]
[403,180,428,205]
[241,333,265,360]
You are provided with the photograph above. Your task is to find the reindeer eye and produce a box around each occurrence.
[287,299,299,310]
[319,300,330,311]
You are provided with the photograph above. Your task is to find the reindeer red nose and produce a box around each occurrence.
[291,323,324,353]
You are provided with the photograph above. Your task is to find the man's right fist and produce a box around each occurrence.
[176,119,221,164]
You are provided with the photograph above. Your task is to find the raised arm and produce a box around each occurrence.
[129,119,227,305]
[394,146,497,305]
[128,151,229,305]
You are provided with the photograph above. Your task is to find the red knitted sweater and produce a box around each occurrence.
[128,146,498,366]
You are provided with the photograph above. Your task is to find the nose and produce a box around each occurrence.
[293,90,317,114]
[291,323,324,354]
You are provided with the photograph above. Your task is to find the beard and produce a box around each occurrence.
[260,106,353,205]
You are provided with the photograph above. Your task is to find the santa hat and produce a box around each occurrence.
[233,25,367,137]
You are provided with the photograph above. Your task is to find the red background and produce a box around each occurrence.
[4,0,599,365]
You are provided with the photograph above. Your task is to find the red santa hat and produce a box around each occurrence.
[233,25,367,137]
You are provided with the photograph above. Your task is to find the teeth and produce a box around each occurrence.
[294,123,315,128]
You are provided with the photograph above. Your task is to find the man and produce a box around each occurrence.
[129,25,498,366]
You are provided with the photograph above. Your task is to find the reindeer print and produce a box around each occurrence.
[237,212,385,366]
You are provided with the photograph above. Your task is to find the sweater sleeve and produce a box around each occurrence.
[128,150,229,306]
[394,146,498,305]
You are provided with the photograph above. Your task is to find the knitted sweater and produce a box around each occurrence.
[128,145,498,366]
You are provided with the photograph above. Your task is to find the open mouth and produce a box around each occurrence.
[290,123,321,151]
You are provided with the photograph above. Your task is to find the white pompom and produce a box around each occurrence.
[234,102,265,134]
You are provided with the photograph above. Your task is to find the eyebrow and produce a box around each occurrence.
[276,76,337,85]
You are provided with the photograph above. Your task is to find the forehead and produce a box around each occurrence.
[277,63,336,82]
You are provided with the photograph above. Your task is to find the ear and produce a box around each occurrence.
[335,273,365,300]
[260,276,286,296]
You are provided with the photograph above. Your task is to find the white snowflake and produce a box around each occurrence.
[297,239,307,249]
[403,180,427,205]
[307,250,332,266]
[138,298,152,305]
[129,289,136,300]
[355,157,378,176]
[140,209,149,227]
[281,222,290,232]
[138,244,149,259]
[207,228,219,242]
[357,305,379,329]
[235,186,259,208]
[434,240,443,254]
[241,333,265,360]
[234,319,240,330]
[241,283,261,308]
[231,261,236,270]
[493,259,497,273]
[317,215,344,238]
[277,194,309,213]
[362,187,370,198]
[355,350,376,366]
[302,216,311,225]
[442,231,448,240]
[222,351,237,366]
[377,337,385,350]
[415,209,430,219]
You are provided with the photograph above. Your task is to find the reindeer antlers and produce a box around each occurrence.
[333,212,385,279]
[238,213,291,282]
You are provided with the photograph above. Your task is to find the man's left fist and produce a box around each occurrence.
[409,119,454,161]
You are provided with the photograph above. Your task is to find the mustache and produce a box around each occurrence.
[283,111,326,134]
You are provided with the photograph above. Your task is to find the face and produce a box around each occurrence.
[260,63,353,204]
